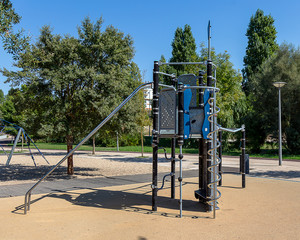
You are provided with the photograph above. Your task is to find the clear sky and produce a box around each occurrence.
[1,0,300,94]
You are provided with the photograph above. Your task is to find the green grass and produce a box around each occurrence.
[8,142,300,160]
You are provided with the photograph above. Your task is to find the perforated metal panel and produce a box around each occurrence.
[177,74,197,107]
[159,88,177,136]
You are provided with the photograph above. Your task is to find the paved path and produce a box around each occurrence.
[0,167,239,198]
[0,150,299,198]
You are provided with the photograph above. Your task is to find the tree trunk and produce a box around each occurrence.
[67,135,74,175]
[92,136,95,155]
[141,126,144,157]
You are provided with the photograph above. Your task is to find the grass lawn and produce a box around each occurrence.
[9,142,300,160]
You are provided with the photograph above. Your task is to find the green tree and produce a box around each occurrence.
[0,0,29,58]
[242,9,278,95]
[0,89,4,103]
[1,17,143,174]
[170,24,199,76]
[249,43,300,154]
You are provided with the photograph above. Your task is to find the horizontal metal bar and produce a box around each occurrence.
[159,83,176,91]
[24,82,153,214]
[159,61,206,66]
[154,71,176,78]
[219,126,243,133]
[183,85,220,92]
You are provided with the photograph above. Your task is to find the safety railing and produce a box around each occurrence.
[24,82,153,214]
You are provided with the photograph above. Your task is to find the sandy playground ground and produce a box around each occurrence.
[0,149,299,240]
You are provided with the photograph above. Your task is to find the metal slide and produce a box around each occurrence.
[24,82,153,214]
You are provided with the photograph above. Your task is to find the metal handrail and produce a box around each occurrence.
[24,82,153,214]
[219,125,245,133]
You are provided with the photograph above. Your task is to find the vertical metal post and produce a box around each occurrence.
[278,88,283,166]
[198,71,205,191]
[177,82,184,218]
[218,130,222,186]
[171,76,176,199]
[171,138,176,199]
[152,61,159,211]
[6,128,22,165]
[206,59,213,212]
[242,125,246,188]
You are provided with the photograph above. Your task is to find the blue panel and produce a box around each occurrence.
[183,88,192,139]
[202,89,210,139]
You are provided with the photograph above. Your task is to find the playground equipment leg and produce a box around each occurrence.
[171,138,176,199]
[152,61,159,211]
[177,82,184,218]
[242,127,246,188]
[6,128,22,165]
[179,146,183,218]
[218,130,222,186]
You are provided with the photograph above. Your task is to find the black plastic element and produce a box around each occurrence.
[158,172,174,190]
[178,153,183,159]
[218,131,222,186]
[241,129,246,188]
[197,139,208,199]
[158,147,172,161]
[199,71,205,109]
[152,61,159,211]
[207,60,213,87]
[177,83,184,146]
[178,177,182,182]
[171,138,176,199]
[206,60,213,211]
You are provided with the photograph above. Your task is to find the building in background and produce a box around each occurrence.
[143,87,152,115]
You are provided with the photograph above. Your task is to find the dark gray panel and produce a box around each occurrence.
[177,74,197,107]
[159,89,176,136]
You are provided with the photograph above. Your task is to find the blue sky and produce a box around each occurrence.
[1,0,300,94]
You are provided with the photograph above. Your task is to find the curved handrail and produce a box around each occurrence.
[24,82,153,214]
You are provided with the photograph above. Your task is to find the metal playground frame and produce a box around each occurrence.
[0,119,49,166]
[23,22,248,218]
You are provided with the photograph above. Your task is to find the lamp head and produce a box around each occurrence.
[273,82,287,88]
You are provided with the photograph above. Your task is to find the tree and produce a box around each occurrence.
[1,17,143,174]
[242,9,278,95]
[0,0,29,58]
[249,43,300,154]
[170,24,199,76]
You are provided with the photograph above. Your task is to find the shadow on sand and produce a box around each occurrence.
[0,165,103,182]
[14,183,209,218]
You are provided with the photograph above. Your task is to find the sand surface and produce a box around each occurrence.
[0,149,299,239]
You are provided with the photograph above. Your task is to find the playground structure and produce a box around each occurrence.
[0,119,49,166]
[23,22,248,218]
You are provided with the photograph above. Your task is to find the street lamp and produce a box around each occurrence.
[273,81,286,166]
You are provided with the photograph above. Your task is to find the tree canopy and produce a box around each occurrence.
[248,43,300,153]
[0,0,29,58]
[1,17,144,173]
[242,9,278,95]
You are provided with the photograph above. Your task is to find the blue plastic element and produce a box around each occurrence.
[202,89,210,139]
[183,88,192,139]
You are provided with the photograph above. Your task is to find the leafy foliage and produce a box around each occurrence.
[1,17,144,148]
[249,43,300,153]
[242,9,278,95]
[0,0,29,58]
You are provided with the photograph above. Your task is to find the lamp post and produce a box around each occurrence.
[273,82,286,166]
